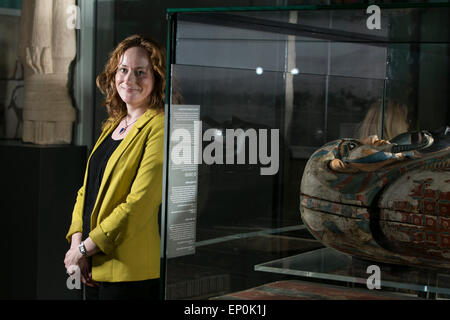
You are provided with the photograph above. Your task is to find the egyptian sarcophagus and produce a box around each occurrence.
[300,129,450,269]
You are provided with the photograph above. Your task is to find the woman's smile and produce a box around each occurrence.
[123,86,141,92]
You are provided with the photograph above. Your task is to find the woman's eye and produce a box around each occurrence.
[136,71,144,76]
[120,68,127,73]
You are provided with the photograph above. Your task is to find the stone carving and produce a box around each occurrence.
[0,11,24,140]
[18,0,76,144]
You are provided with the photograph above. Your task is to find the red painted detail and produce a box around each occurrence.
[439,202,450,217]
[423,200,436,214]
[425,233,438,247]
[356,194,366,203]
[411,214,423,226]
[440,217,450,232]
[357,172,373,193]
[393,200,409,211]
[424,216,438,232]
[332,203,340,213]
[440,235,450,248]
[401,212,410,223]
[424,188,437,199]
[413,232,424,244]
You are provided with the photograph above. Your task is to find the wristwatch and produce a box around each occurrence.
[78,241,88,256]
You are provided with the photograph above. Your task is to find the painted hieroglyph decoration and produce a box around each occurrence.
[18,0,76,144]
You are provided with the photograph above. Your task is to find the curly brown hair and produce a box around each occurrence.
[96,34,166,130]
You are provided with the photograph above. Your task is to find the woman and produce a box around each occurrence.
[64,34,165,300]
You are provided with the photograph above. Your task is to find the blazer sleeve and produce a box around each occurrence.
[89,114,165,255]
[65,185,85,243]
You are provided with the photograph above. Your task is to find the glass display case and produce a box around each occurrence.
[161,3,450,300]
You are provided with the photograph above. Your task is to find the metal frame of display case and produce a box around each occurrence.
[161,2,450,300]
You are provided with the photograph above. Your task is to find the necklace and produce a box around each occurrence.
[119,117,139,135]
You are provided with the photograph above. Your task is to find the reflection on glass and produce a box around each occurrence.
[327,76,384,141]
[357,100,410,140]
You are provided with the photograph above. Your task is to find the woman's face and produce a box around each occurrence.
[115,46,154,108]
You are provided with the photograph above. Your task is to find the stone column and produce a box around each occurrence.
[18,0,76,144]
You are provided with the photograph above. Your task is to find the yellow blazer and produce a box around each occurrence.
[66,108,164,282]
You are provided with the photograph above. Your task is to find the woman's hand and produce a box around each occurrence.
[78,257,99,287]
[70,232,82,249]
[64,246,83,273]
[64,233,101,285]
[65,233,83,274]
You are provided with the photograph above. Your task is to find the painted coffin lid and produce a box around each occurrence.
[300,131,450,269]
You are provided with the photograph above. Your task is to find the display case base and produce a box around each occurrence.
[254,247,450,299]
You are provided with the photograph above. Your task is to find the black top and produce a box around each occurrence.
[82,134,123,239]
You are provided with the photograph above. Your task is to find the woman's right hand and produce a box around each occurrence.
[70,232,82,248]
[68,232,98,287]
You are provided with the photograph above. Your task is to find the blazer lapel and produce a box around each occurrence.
[90,108,160,223]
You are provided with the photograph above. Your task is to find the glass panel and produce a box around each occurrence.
[294,40,329,75]
[289,74,327,149]
[255,247,450,296]
[387,42,450,134]
[176,17,287,72]
[327,75,384,141]
[164,4,450,300]
[172,65,282,127]
[330,43,387,79]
